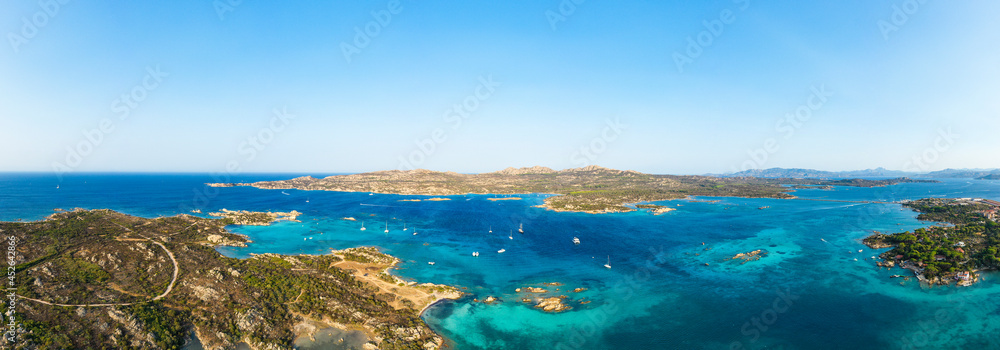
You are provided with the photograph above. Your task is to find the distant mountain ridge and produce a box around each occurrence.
[723,167,912,178]
[920,168,1000,179]
[721,167,1000,179]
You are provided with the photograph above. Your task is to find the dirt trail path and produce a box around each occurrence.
[21,219,184,307]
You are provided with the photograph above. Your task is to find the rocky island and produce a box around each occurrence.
[727,249,768,264]
[635,204,677,215]
[3,209,459,349]
[208,209,301,225]
[864,198,1000,286]
[208,166,932,214]
[506,283,584,313]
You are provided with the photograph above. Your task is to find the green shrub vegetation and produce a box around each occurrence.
[864,198,1000,280]
[3,210,443,350]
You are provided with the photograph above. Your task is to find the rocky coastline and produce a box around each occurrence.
[208,209,301,225]
[862,198,1000,288]
[4,209,460,349]
[205,166,907,214]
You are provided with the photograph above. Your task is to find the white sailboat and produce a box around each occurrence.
[412,228,418,236]
[489,226,492,233]
[360,221,366,231]
[403,222,408,231]
[518,223,523,233]
[509,230,513,240]
[604,256,611,269]
[573,237,580,245]
[384,221,389,233]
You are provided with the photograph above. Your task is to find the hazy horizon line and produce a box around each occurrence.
[1,165,997,177]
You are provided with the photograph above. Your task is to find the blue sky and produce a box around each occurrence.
[2,1,998,175]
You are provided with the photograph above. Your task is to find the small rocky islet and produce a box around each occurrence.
[477,283,592,313]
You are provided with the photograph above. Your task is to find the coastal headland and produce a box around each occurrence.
[864,198,1000,286]
[208,209,301,225]
[208,165,932,214]
[4,209,458,349]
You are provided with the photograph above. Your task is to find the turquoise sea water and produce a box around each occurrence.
[3,173,1000,349]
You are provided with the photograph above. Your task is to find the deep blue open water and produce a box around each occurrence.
[3,173,1000,349]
